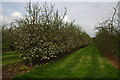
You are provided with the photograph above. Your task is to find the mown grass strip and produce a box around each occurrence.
[2,51,23,67]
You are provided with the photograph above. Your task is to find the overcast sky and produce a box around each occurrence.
[1,2,118,37]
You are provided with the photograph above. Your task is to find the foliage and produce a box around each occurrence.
[95,3,120,57]
[2,2,92,65]
[18,66,29,71]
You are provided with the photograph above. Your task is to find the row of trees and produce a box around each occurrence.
[2,2,92,65]
[95,2,120,58]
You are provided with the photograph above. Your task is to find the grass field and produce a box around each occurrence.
[2,51,23,67]
[14,44,119,78]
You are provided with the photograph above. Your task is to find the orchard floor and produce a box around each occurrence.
[2,51,31,80]
[14,44,119,79]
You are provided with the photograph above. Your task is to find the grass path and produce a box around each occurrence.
[14,44,119,78]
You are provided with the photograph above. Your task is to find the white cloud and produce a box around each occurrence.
[63,15,70,22]
[11,12,23,19]
[0,15,12,25]
[1,12,23,25]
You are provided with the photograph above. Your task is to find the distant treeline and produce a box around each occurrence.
[2,2,92,65]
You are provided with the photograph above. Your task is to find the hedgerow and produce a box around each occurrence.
[95,2,120,58]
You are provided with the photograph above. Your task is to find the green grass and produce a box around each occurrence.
[14,44,119,78]
[2,51,23,67]
[2,42,11,50]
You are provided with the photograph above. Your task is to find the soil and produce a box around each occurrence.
[103,53,120,69]
[2,49,13,53]
[2,62,32,80]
